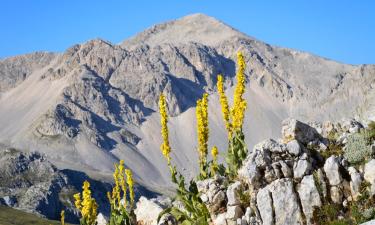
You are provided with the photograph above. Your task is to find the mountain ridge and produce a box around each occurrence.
[0,14,374,192]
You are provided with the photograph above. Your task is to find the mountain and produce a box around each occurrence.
[0,13,374,192]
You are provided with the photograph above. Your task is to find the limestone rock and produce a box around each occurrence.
[348,167,363,199]
[297,175,322,224]
[135,197,166,225]
[281,119,321,144]
[227,181,243,206]
[286,140,302,156]
[364,159,375,195]
[268,178,303,225]
[330,186,343,204]
[256,187,274,225]
[293,159,312,179]
[324,156,343,186]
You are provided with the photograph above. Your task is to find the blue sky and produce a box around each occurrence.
[1,0,374,64]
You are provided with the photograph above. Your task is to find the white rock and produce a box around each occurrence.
[364,159,375,195]
[279,160,292,178]
[268,178,304,225]
[330,186,343,204]
[226,205,244,220]
[324,156,343,186]
[286,140,301,156]
[293,159,312,179]
[96,213,107,225]
[135,197,164,225]
[256,187,274,225]
[348,166,363,199]
[214,213,227,225]
[227,181,243,206]
[297,175,322,224]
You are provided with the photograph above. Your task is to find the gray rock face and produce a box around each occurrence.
[281,119,321,144]
[364,159,375,195]
[268,178,304,225]
[293,159,312,179]
[256,187,274,225]
[135,197,169,225]
[324,156,343,186]
[226,181,243,206]
[348,166,363,199]
[297,175,322,224]
[286,140,302,156]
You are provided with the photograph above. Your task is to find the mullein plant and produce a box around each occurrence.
[196,94,224,179]
[217,51,248,178]
[107,160,136,225]
[157,94,211,225]
[61,210,65,225]
[73,181,98,225]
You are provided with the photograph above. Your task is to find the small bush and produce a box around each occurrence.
[344,131,373,164]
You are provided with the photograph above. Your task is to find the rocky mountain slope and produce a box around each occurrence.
[134,118,375,225]
[0,14,374,193]
[0,147,156,222]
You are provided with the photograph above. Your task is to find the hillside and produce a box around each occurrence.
[0,14,374,193]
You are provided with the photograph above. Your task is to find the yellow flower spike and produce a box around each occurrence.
[211,146,218,161]
[159,94,172,164]
[73,193,82,210]
[125,169,135,206]
[196,93,209,172]
[60,210,65,225]
[75,180,98,225]
[217,75,231,136]
[231,51,247,132]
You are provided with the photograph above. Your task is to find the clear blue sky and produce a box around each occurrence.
[1,0,374,64]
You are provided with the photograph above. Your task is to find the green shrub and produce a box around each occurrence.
[344,131,373,164]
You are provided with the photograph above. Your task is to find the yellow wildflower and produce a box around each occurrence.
[73,193,81,210]
[231,51,247,132]
[211,146,218,161]
[196,93,209,166]
[217,75,231,135]
[159,94,171,164]
[118,160,127,208]
[125,169,134,206]
[60,210,65,225]
[75,180,97,225]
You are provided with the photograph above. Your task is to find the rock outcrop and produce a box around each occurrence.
[135,118,375,225]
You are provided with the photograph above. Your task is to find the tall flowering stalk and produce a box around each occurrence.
[196,93,209,178]
[217,51,248,177]
[217,75,232,136]
[73,181,98,225]
[60,210,65,225]
[107,160,136,225]
[159,94,172,164]
[210,146,219,175]
[157,94,211,225]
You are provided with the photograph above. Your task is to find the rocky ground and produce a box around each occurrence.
[0,147,156,223]
[134,117,375,225]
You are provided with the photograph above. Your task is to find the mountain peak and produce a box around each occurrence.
[121,13,249,48]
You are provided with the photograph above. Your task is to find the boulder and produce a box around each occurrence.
[256,187,274,225]
[330,186,343,204]
[281,118,321,144]
[364,159,375,195]
[324,156,343,186]
[135,197,166,225]
[226,205,244,221]
[269,178,304,225]
[297,175,322,224]
[286,140,302,156]
[348,167,363,200]
[227,181,243,206]
[293,159,312,179]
